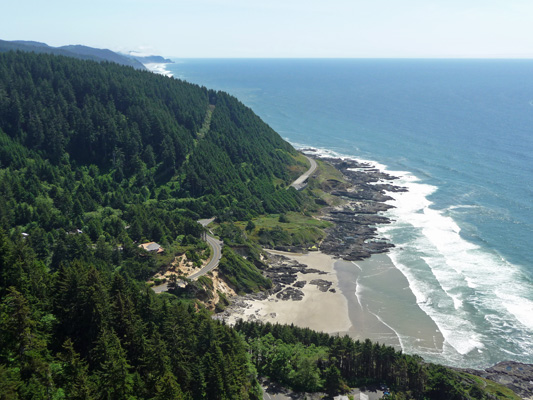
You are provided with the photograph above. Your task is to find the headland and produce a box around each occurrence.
[217,153,445,356]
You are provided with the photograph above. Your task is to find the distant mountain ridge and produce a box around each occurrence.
[0,39,147,70]
[125,53,174,64]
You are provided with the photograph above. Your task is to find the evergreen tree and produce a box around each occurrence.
[152,371,184,400]
[91,329,134,400]
[57,339,95,399]
[324,364,344,396]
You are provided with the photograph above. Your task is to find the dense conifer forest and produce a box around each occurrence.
[0,51,302,399]
[0,51,518,399]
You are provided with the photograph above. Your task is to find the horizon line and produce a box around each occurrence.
[165,56,533,60]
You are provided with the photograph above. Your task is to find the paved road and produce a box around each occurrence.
[152,279,171,294]
[198,218,215,227]
[152,218,222,293]
[290,155,317,190]
[188,233,223,280]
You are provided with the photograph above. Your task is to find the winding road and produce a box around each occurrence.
[153,156,316,293]
[290,155,317,190]
[152,218,223,293]
[189,219,223,280]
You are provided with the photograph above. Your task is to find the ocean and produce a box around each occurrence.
[163,59,533,368]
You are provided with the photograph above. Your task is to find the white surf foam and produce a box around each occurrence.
[351,261,363,272]
[387,247,485,357]
[354,276,364,309]
[356,279,407,350]
[367,308,407,351]
[497,292,533,331]
[377,162,533,362]
[292,142,533,365]
[387,175,531,318]
[144,62,173,77]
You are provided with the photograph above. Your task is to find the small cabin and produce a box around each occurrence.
[138,242,164,254]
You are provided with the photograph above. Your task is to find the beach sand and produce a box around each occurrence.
[225,250,444,356]
[226,251,352,334]
[336,253,444,353]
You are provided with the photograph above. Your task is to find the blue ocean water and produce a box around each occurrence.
[166,59,533,368]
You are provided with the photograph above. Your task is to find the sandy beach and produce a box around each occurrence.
[225,251,353,334]
[336,253,444,353]
[224,250,444,356]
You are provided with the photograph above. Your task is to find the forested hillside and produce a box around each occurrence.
[0,51,305,399]
[0,51,517,399]
[0,40,146,70]
[0,51,305,229]
[235,321,519,400]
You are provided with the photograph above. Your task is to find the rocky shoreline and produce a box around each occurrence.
[215,251,332,313]
[216,154,404,318]
[316,156,406,261]
[217,154,533,399]
[458,361,533,400]
[267,155,406,259]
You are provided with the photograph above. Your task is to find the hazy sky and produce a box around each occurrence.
[3,0,533,58]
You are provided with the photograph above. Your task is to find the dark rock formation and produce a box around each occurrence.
[301,268,327,275]
[276,287,304,301]
[262,255,327,289]
[314,156,404,261]
[460,361,533,399]
[309,279,332,292]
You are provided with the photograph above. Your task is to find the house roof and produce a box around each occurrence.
[139,242,164,253]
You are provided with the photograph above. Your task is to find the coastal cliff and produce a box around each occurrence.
[0,49,527,400]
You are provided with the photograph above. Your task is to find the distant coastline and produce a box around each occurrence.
[149,59,533,369]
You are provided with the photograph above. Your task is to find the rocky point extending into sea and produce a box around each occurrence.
[217,153,407,314]
[317,156,407,260]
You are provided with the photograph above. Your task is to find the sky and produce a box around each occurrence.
[2,0,533,58]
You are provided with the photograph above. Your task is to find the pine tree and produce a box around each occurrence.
[57,339,95,399]
[324,363,344,396]
[91,329,134,400]
[0,288,51,399]
[152,371,184,400]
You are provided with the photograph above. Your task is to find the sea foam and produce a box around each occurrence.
[379,162,533,365]
[144,62,174,77]
[297,144,533,367]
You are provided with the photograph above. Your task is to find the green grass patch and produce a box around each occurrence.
[462,373,522,400]
[287,152,313,179]
[237,211,332,248]
[151,240,207,267]
[301,158,350,207]
[313,158,347,184]
[196,105,214,139]
[197,275,214,290]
